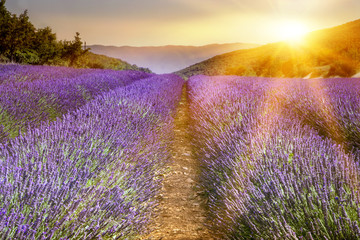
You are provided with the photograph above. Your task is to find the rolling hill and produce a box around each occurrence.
[88,43,259,74]
[75,52,152,72]
[177,19,360,78]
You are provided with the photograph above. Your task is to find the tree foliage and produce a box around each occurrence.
[0,0,86,65]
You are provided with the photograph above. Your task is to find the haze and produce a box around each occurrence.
[6,0,360,46]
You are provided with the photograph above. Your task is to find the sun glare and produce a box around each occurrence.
[275,20,309,43]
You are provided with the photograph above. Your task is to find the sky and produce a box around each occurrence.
[5,0,360,47]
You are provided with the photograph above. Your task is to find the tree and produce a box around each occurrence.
[0,1,37,62]
[61,32,88,66]
[34,27,61,64]
[0,0,13,59]
[12,10,37,62]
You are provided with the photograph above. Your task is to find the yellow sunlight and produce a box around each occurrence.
[274,20,309,43]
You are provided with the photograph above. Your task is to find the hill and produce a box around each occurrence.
[75,52,151,72]
[177,19,360,78]
[89,43,259,74]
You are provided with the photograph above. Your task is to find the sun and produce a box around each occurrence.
[275,20,309,42]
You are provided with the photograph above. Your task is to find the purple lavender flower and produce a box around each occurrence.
[188,75,360,239]
[0,70,183,239]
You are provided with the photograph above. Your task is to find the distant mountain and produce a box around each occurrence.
[177,19,360,78]
[88,43,259,74]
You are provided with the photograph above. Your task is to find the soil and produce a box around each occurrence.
[141,84,214,240]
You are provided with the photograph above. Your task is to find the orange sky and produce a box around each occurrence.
[6,0,360,46]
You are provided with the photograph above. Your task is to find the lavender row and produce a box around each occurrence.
[188,75,360,239]
[0,65,151,141]
[0,74,184,239]
[0,65,90,84]
[283,78,360,151]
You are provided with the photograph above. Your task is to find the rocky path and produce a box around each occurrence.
[142,84,213,240]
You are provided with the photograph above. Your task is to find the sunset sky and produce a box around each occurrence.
[6,0,360,46]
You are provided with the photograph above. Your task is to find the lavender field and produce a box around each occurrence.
[0,65,183,239]
[188,75,360,239]
[1,65,360,239]
[0,65,152,142]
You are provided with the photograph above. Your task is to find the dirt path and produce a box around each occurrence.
[142,84,213,240]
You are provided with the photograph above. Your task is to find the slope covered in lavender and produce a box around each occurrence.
[0,65,151,142]
[284,78,360,151]
[188,75,360,239]
[0,68,183,239]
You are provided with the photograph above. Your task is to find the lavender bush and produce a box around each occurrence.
[0,74,183,239]
[0,64,151,142]
[0,65,89,84]
[188,75,360,239]
[278,78,360,151]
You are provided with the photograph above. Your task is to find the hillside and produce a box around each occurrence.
[89,43,259,74]
[177,19,360,78]
[75,52,152,72]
